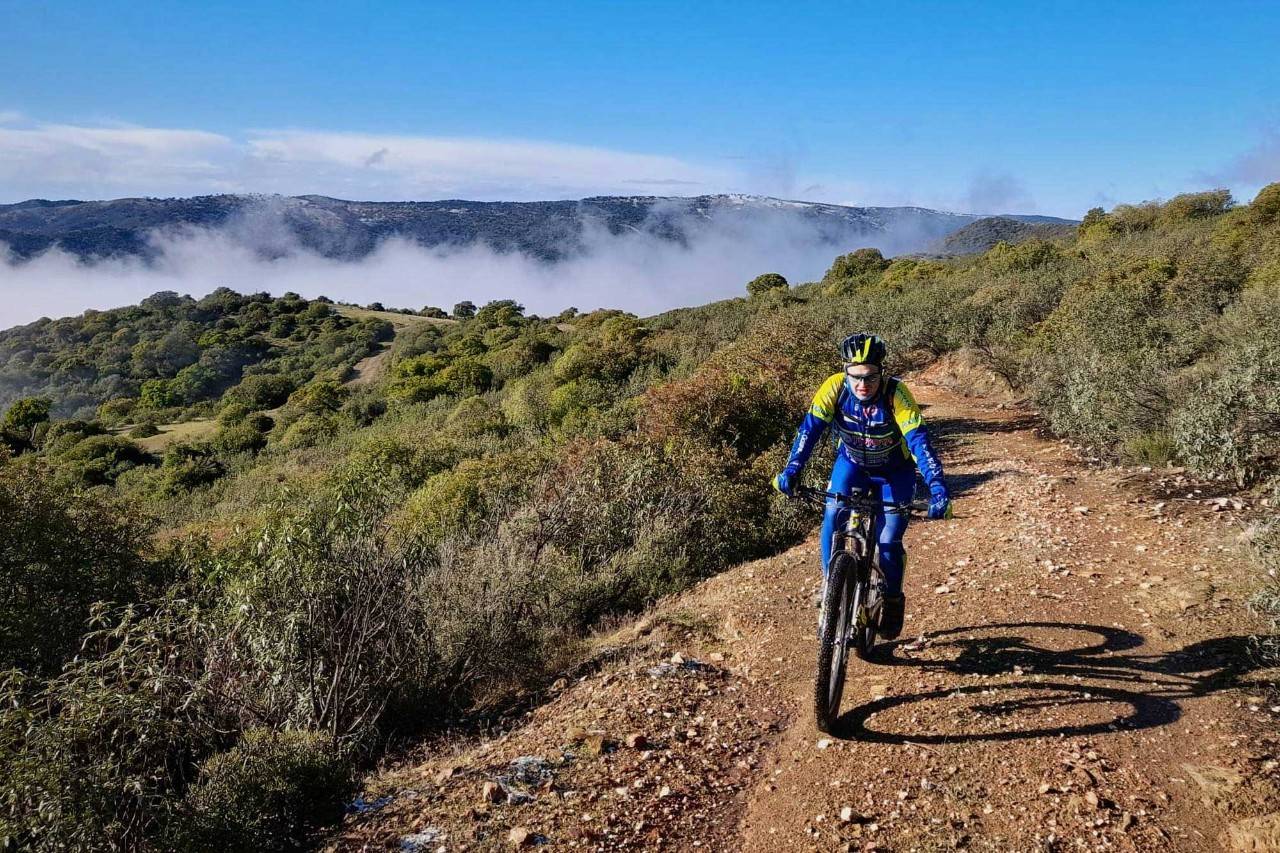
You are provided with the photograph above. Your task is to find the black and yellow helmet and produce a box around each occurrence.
[839,332,886,366]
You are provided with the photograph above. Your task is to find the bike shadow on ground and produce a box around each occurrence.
[830,621,1268,743]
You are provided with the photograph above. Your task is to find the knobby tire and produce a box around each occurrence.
[815,553,853,733]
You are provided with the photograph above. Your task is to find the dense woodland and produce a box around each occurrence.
[2,184,1279,851]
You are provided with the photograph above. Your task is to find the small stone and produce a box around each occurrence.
[658,785,673,798]
[583,733,609,756]
[1073,506,1089,514]
[670,652,685,665]
[434,766,458,785]
[566,725,588,742]
[840,806,856,823]
[1085,791,1100,808]
[551,678,568,691]
[1119,812,1135,832]
[1038,782,1055,795]
[708,651,725,662]
[482,781,503,803]
[625,732,648,749]
[817,738,833,750]
[935,584,951,595]
[508,826,533,846]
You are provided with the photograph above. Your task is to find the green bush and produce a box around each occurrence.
[0,464,161,674]
[53,434,150,486]
[746,272,789,299]
[226,373,295,409]
[161,442,225,493]
[172,729,353,853]
[0,597,221,850]
[212,422,268,456]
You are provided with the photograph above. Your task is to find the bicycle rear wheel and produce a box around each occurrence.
[815,553,854,733]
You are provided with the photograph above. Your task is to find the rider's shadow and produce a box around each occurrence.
[831,622,1268,743]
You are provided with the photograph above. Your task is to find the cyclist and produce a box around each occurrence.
[772,333,952,640]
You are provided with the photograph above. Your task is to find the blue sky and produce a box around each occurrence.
[2,0,1278,216]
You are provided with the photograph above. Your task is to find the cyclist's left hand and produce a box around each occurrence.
[927,485,953,520]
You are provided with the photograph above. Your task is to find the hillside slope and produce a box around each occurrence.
[932,215,1078,255]
[0,194,1072,263]
[330,381,1279,852]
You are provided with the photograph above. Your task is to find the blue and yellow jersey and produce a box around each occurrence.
[782,373,945,487]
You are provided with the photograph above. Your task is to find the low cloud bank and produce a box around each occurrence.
[0,207,905,327]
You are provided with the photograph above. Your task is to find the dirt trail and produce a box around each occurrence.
[330,383,1279,852]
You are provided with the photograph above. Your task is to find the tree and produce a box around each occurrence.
[2,396,52,447]
[420,306,448,319]
[452,301,477,319]
[746,273,789,299]
[823,248,889,283]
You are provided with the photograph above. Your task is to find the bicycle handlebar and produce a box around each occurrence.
[792,484,917,515]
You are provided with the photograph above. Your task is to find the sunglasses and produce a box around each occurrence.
[844,367,882,384]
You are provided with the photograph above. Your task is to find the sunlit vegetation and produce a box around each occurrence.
[2,184,1279,850]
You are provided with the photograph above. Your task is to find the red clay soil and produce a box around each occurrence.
[327,382,1280,852]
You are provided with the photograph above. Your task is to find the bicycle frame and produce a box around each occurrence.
[796,484,912,732]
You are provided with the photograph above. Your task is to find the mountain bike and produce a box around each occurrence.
[794,485,913,733]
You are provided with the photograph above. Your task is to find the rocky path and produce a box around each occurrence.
[329,383,1279,852]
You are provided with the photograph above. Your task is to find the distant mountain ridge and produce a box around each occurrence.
[0,193,1074,263]
[932,215,1078,256]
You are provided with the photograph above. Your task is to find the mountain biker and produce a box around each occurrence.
[772,333,952,640]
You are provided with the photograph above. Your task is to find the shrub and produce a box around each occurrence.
[0,464,161,674]
[218,401,254,426]
[130,421,162,438]
[1248,182,1280,225]
[161,442,225,493]
[226,373,295,409]
[285,379,347,415]
[212,423,268,456]
[746,272,789,299]
[171,729,353,853]
[213,475,430,739]
[279,413,341,449]
[0,597,221,850]
[54,434,150,485]
[1161,189,1233,222]
[823,248,889,283]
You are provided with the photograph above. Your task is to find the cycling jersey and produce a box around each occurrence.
[781,373,944,489]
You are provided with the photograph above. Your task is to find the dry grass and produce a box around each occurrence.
[335,306,456,329]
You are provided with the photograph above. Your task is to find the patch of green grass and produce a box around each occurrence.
[133,418,218,453]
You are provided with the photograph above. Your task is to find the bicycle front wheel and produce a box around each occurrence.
[815,553,854,733]
[850,561,878,660]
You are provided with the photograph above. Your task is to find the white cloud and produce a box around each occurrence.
[0,118,235,200]
[0,113,735,202]
[960,170,1036,215]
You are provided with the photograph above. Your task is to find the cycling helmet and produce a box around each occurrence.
[839,332,886,366]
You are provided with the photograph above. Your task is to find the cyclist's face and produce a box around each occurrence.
[845,365,882,400]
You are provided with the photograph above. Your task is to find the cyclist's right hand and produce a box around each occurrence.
[772,471,796,497]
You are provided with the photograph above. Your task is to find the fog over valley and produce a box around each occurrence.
[0,194,1037,326]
